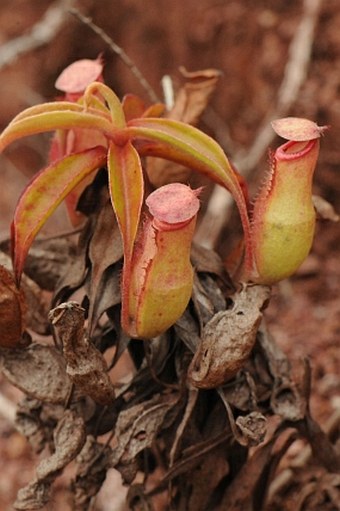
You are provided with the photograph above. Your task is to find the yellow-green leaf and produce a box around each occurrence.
[84,82,126,128]
[107,141,144,262]
[0,110,114,153]
[107,141,144,333]
[12,146,107,282]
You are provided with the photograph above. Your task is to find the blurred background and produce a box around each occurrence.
[0,0,339,509]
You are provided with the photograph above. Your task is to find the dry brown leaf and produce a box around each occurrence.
[1,343,71,404]
[87,200,123,331]
[71,435,113,510]
[110,394,178,470]
[0,264,28,348]
[14,409,86,510]
[49,301,116,405]
[188,285,271,388]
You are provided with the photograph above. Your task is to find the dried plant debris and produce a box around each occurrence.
[188,284,270,388]
[49,301,115,405]
[0,343,72,404]
[1,202,336,510]
[0,263,28,348]
[15,397,64,454]
[0,250,50,336]
[14,409,86,510]
[71,435,113,511]
[110,393,179,480]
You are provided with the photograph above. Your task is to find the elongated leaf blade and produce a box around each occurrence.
[84,82,126,128]
[107,141,144,330]
[107,141,144,262]
[12,146,107,281]
[125,117,253,272]
[126,118,237,185]
[10,101,110,123]
[0,110,113,153]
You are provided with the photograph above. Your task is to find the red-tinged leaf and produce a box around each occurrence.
[10,101,110,123]
[122,94,147,122]
[124,117,253,273]
[107,141,144,332]
[122,94,165,122]
[107,141,144,262]
[142,103,165,118]
[0,110,113,153]
[12,146,107,282]
[84,82,126,128]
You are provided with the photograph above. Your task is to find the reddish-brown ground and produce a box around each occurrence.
[0,1,339,510]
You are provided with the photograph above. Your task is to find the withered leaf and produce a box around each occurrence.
[188,285,271,388]
[0,250,49,335]
[14,409,86,510]
[219,390,267,447]
[257,326,306,422]
[49,302,115,405]
[15,397,64,454]
[52,219,93,307]
[191,242,232,282]
[72,435,112,511]
[183,448,229,511]
[192,272,227,326]
[1,343,71,404]
[22,237,77,291]
[87,201,123,330]
[235,411,267,447]
[0,264,28,348]
[110,393,178,468]
[175,66,222,126]
[219,427,297,511]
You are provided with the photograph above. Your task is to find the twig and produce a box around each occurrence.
[195,0,322,250]
[0,0,73,70]
[69,8,160,104]
[0,391,16,424]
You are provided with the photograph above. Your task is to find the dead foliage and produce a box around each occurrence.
[0,177,339,509]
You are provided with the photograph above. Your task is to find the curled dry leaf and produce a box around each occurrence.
[219,389,267,447]
[235,411,267,446]
[271,117,328,141]
[1,343,71,404]
[49,301,115,405]
[87,201,123,331]
[72,435,112,510]
[0,249,50,335]
[0,265,28,348]
[14,409,86,510]
[110,394,178,472]
[188,285,271,388]
[15,397,63,455]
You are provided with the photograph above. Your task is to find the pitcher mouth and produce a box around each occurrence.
[276,139,317,161]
